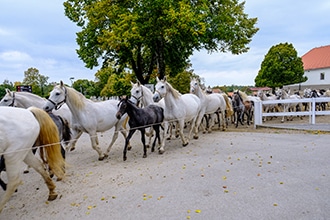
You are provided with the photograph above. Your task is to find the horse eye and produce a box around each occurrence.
[136,91,139,93]
[56,92,60,96]
[161,85,164,89]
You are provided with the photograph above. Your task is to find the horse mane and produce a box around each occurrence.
[165,81,181,99]
[235,90,249,102]
[64,85,87,110]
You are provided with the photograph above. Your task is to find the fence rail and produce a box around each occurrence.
[254,97,330,128]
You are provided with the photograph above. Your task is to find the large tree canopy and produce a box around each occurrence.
[255,43,307,89]
[64,0,258,84]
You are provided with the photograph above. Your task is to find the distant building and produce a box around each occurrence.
[16,85,32,92]
[284,45,330,91]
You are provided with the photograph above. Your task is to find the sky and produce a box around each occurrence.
[0,0,329,87]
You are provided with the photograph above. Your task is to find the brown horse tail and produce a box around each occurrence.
[28,107,65,180]
[223,94,234,117]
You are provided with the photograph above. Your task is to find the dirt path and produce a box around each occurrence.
[1,122,329,219]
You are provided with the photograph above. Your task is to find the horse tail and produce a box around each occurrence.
[223,94,234,117]
[28,107,65,180]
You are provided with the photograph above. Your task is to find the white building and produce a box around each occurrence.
[284,45,330,91]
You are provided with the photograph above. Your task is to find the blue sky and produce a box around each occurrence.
[0,0,329,87]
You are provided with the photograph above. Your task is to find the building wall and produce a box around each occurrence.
[303,67,330,86]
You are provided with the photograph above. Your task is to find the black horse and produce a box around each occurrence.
[232,91,253,128]
[116,96,164,161]
[0,112,71,190]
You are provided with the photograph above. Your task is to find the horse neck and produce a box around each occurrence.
[65,87,86,113]
[141,86,154,106]
[125,101,139,117]
[195,85,206,101]
[163,85,180,109]
[16,93,45,108]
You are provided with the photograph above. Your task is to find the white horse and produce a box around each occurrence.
[0,89,72,126]
[257,90,278,121]
[190,78,228,132]
[152,77,202,154]
[275,88,302,122]
[0,107,65,213]
[0,89,72,173]
[43,81,128,160]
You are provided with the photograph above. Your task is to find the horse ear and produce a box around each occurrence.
[5,88,10,94]
[137,80,141,86]
[60,80,64,87]
[130,81,134,86]
[163,76,167,81]
[156,77,160,82]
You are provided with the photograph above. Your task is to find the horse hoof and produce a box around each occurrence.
[98,156,104,161]
[128,146,132,151]
[123,157,127,161]
[23,170,29,174]
[182,142,189,147]
[103,154,109,159]
[159,149,165,154]
[48,193,58,201]
[146,145,150,149]
[193,135,199,140]
[70,147,75,152]
[143,155,147,158]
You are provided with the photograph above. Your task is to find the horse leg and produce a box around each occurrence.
[0,156,23,213]
[140,129,147,158]
[68,129,82,151]
[104,123,126,158]
[23,147,39,174]
[178,120,188,147]
[146,127,154,149]
[151,125,160,152]
[159,121,169,154]
[23,151,58,201]
[123,130,135,161]
[89,133,105,161]
[220,111,226,131]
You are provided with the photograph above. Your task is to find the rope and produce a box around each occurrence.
[0,115,205,156]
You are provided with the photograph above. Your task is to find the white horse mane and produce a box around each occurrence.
[62,85,87,110]
[164,80,181,99]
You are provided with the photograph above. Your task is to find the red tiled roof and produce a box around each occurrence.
[249,87,271,91]
[302,45,330,70]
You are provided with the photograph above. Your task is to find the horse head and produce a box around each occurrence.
[116,96,129,119]
[130,81,143,105]
[0,89,15,107]
[44,81,67,112]
[153,77,167,102]
[190,78,199,94]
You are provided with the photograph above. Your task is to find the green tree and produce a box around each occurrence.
[72,79,97,98]
[0,80,15,99]
[22,67,49,97]
[255,43,307,90]
[64,0,258,84]
[100,72,134,97]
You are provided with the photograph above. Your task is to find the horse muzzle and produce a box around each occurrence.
[116,112,122,120]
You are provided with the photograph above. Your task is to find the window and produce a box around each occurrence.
[320,72,325,80]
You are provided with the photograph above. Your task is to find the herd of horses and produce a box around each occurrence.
[0,77,329,213]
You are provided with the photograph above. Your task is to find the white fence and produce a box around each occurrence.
[254,97,330,128]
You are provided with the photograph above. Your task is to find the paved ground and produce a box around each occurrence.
[1,126,330,219]
[257,123,330,133]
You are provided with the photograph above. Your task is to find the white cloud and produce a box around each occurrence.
[0,51,32,62]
